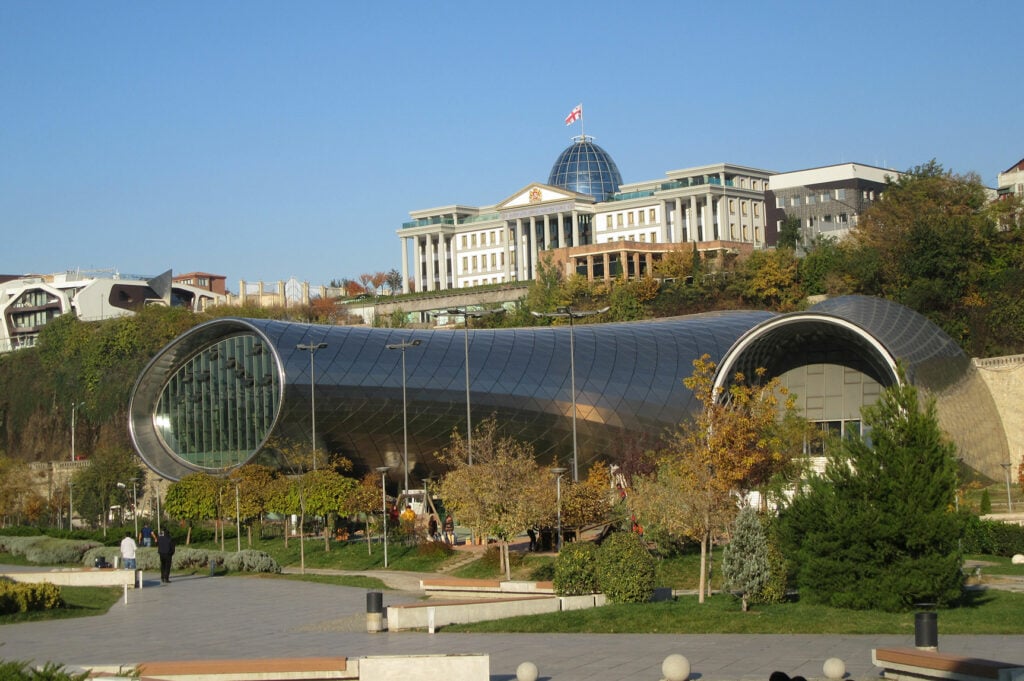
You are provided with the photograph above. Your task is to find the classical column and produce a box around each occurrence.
[400,237,410,293]
[586,254,595,281]
[619,249,628,279]
[674,197,684,242]
[544,214,553,251]
[633,252,641,279]
[705,193,714,241]
[660,200,670,242]
[689,196,699,242]
[529,216,539,281]
[644,252,653,277]
[571,210,580,247]
[503,223,513,280]
[425,234,435,291]
[602,252,611,283]
[438,235,449,291]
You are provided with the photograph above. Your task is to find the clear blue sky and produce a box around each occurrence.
[2,1,1021,290]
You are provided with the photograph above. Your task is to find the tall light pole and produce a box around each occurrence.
[443,308,505,465]
[376,466,391,568]
[117,481,138,539]
[296,342,328,470]
[1000,462,1014,513]
[531,306,610,481]
[235,482,241,552]
[551,467,568,552]
[70,401,85,462]
[386,339,423,494]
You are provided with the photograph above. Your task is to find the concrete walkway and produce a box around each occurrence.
[1,568,1020,681]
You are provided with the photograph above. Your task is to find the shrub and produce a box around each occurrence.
[222,550,281,574]
[0,660,88,680]
[528,562,555,581]
[415,542,455,560]
[962,514,1024,556]
[0,578,64,614]
[595,532,655,603]
[1,536,100,565]
[980,489,992,514]
[553,542,598,595]
[751,534,788,604]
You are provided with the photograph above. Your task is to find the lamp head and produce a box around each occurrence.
[116,482,127,489]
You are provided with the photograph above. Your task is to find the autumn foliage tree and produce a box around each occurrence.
[437,416,555,579]
[629,355,802,602]
[164,472,219,544]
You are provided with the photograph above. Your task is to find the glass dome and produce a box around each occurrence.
[548,136,623,202]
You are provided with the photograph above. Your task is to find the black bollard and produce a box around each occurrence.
[914,611,938,650]
[366,591,384,633]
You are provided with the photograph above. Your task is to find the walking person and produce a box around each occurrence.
[120,531,137,570]
[157,528,175,583]
[443,514,455,545]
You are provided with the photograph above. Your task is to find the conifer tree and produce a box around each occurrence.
[722,506,770,611]
[778,373,963,611]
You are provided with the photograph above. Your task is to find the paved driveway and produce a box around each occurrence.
[1,570,1019,680]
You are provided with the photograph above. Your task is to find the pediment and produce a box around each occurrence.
[498,183,581,209]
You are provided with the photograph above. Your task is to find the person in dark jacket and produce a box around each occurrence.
[157,528,175,583]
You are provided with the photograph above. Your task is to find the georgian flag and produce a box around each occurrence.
[564,103,582,126]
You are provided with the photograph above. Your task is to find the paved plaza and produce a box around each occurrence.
[1,569,1019,681]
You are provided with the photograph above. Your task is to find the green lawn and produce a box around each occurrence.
[445,588,1024,635]
[186,534,458,573]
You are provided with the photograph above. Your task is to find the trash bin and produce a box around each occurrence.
[366,591,384,633]
[914,611,938,650]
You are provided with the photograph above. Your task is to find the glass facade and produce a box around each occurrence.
[548,138,623,202]
[153,332,281,470]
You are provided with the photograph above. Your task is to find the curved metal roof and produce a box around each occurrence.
[130,295,1008,482]
[130,310,772,481]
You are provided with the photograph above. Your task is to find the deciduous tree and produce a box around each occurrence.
[629,355,800,602]
[163,472,218,544]
[437,416,555,579]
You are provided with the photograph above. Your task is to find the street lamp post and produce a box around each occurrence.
[444,308,505,465]
[551,467,568,552]
[385,339,423,494]
[296,342,328,470]
[116,481,138,539]
[1000,462,1014,513]
[70,401,85,462]
[531,306,610,482]
[375,466,391,568]
[235,482,241,552]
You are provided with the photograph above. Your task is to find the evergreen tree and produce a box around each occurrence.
[778,373,963,611]
[722,506,770,611]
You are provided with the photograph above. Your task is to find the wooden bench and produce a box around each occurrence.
[136,656,354,680]
[873,647,1024,681]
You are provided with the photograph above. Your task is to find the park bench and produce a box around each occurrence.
[873,647,1024,681]
[136,656,354,680]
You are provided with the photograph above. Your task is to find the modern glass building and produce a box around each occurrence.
[129,295,1009,483]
